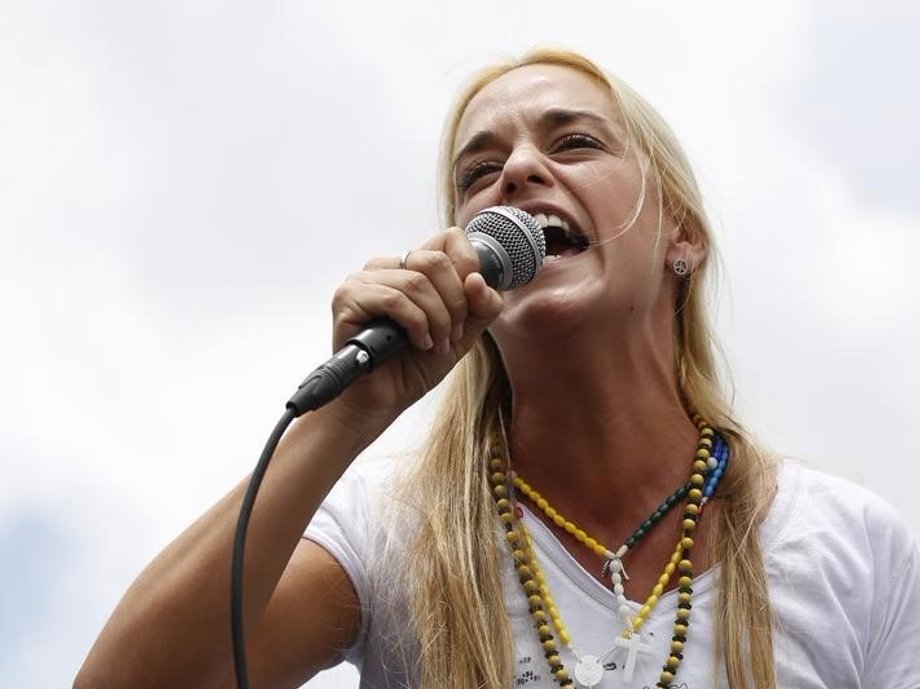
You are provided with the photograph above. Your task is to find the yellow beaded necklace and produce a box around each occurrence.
[491,418,721,688]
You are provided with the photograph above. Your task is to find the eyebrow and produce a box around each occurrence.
[541,107,612,129]
[451,107,617,172]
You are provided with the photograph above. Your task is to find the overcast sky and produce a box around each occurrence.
[2,1,919,687]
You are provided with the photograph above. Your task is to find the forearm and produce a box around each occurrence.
[74,400,394,689]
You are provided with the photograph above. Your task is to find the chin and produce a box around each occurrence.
[493,282,598,341]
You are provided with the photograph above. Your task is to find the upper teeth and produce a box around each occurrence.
[533,212,570,234]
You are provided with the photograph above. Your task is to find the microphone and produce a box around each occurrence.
[286,206,545,416]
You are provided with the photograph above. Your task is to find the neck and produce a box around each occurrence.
[497,325,701,537]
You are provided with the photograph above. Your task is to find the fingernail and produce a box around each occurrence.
[422,334,434,350]
[452,323,464,342]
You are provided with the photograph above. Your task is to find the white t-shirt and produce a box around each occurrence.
[305,459,920,689]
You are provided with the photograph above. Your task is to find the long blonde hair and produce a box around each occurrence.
[398,48,777,689]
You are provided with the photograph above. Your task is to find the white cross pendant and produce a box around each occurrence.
[612,633,654,683]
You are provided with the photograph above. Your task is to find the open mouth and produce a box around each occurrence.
[534,212,589,260]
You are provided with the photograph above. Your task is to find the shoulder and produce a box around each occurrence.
[760,458,918,606]
[765,460,915,555]
[302,454,422,665]
[305,453,417,545]
[762,464,920,686]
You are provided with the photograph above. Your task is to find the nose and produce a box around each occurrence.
[499,144,554,201]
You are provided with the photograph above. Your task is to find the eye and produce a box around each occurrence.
[551,133,606,153]
[456,160,503,193]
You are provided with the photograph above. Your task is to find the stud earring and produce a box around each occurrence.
[672,257,690,277]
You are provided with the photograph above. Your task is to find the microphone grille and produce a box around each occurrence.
[465,206,546,289]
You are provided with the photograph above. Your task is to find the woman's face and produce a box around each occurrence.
[452,64,684,339]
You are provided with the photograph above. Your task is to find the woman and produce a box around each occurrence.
[75,49,920,689]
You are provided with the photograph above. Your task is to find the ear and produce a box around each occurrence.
[665,225,706,275]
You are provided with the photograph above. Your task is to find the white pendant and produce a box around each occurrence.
[573,654,605,687]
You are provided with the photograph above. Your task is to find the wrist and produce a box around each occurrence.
[293,391,402,458]
[325,390,404,438]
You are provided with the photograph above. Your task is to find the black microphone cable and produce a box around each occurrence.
[230,406,296,689]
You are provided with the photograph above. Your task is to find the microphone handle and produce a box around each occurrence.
[284,319,398,415]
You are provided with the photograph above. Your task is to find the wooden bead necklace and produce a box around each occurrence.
[490,419,730,688]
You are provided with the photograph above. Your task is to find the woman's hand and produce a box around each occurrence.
[328,226,504,426]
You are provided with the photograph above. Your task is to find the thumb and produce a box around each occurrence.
[455,272,503,349]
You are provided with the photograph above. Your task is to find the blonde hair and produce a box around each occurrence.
[398,48,777,689]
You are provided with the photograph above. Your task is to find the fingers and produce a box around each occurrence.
[412,228,483,342]
[333,269,450,353]
[400,249,468,345]
[334,228,496,354]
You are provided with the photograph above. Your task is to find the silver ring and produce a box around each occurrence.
[398,249,412,270]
